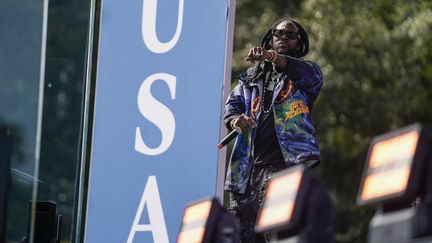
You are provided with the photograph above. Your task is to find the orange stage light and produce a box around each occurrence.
[177,199,213,243]
[255,165,308,233]
[358,123,429,206]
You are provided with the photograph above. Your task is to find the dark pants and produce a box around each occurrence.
[226,163,286,243]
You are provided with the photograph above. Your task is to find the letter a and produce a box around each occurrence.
[142,0,184,53]
[127,176,169,243]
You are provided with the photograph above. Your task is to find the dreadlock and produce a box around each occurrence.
[261,19,309,58]
[248,19,309,85]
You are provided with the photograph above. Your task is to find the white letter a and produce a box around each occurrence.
[127,176,169,243]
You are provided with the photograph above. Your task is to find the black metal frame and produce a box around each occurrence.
[0,126,12,243]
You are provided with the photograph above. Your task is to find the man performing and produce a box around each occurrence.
[223,18,323,242]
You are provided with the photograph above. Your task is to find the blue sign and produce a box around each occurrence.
[85,0,232,242]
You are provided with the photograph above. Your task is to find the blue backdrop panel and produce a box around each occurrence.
[85,0,229,242]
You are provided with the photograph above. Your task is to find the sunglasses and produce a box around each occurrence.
[272,29,299,40]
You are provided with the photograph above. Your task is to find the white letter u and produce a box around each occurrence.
[142,0,184,53]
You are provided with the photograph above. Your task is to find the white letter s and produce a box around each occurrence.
[135,73,176,156]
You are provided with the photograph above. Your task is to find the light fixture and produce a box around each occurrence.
[357,123,432,243]
[177,197,239,243]
[255,164,333,243]
[255,165,307,233]
[358,123,431,206]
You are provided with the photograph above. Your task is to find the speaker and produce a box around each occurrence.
[0,126,12,243]
[22,201,62,243]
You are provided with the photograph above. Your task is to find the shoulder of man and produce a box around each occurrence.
[238,65,263,85]
[303,60,322,71]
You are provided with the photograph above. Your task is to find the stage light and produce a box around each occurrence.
[358,123,430,206]
[255,165,306,233]
[177,198,214,243]
[255,164,333,243]
[357,123,432,243]
[177,197,239,243]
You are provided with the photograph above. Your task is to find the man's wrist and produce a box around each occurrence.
[229,118,237,130]
[265,50,278,62]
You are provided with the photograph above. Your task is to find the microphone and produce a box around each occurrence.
[218,130,238,149]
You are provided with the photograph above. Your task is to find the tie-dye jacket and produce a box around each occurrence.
[224,57,323,193]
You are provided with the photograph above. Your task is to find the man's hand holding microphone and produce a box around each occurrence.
[218,114,257,149]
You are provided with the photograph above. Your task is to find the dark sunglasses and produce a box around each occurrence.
[272,29,299,40]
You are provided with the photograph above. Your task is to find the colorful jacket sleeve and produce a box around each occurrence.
[223,84,245,130]
[282,56,323,102]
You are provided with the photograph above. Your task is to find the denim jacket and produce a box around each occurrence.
[224,58,323,193]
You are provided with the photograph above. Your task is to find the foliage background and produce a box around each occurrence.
[232,0,432,242]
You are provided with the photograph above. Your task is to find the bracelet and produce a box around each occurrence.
[230,118,237,130]
[264,50,274,62]
[270,50,278,62]
[265,50,278,62]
